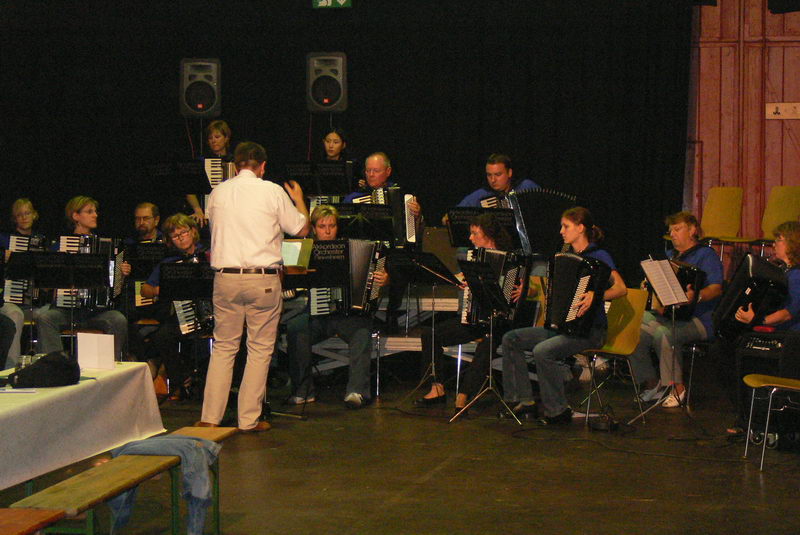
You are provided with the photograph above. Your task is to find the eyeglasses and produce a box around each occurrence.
[135,216,153,222]
[170,229,191,240]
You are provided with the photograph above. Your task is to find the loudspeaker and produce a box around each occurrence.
[180,58,221,118]
[306,52,347,113]
[769,0,800,13]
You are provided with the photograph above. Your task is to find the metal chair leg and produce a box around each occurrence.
[744,387,757,460]
[760,388,777,471]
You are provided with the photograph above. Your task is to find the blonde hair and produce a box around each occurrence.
[64,196,98,229]
[161,213,200,247]
[10,198,38,225]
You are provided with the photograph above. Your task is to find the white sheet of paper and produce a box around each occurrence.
[77,332,115,370]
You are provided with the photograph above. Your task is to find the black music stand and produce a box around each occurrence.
[159,262,215,399]
[446,207,520,249]
[450,259,522,424]
[332,204,397,245]
[388,250,461,404]
[8,251,110,359]
[285,161,353,195]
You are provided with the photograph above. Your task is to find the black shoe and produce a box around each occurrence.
[413,394,447,407]
[499,403,538,420]
[536,407,573,426]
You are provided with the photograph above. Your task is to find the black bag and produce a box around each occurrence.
[7,351,81,388]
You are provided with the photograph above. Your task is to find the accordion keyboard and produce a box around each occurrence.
[3,279,26,305]
[565,275,591,323]
[174,300,199,335]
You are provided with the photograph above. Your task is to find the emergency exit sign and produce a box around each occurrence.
[313,0,352,7]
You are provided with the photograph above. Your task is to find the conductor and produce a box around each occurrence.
[198,141,310,432]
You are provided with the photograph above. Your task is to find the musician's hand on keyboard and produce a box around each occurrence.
[510,283,524,303]
[407,197,421,217]
[576,291,595,317]
[120,261,131,277]
[735,303,755,324]
[190,208,207,228]
[685,284,696,304]
[373,270,390,287]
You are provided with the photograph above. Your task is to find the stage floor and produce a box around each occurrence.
[2,352,798,535]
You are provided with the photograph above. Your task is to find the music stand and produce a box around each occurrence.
[158,262,215,399]
[8,251,110,358]
[635,258,692,421]
[450,259,521,425]
[446,207,520,249]
[388,250,460,404]
[332,204,396,245]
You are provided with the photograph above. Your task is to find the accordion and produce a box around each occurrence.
[460,248,532,326]
[3,234,47,306]
[351,186,417,245]
[480,194,511,209]
[308,239,386,316]
[507,188,578,256]
[203,158,237,208]
[173,299,214,335]
[713,253,788,339]
[544,252,611,337]
[309,195,344,211]
[55,235,124,310]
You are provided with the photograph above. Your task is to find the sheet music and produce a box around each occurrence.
[641,259,688,307]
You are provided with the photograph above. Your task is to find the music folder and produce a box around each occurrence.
[640,258,688,308]
[159,263,215,301]
[6,251,109,289]
[458,259,510,316]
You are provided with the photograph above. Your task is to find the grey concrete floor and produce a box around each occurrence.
[3,353,800,535]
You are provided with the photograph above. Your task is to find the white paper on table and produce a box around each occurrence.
[77,332,115,370]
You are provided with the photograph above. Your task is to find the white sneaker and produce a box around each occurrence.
[662,389,686,408]
[344,392,363,409]
[594,356,609,371]
[637,384,666,403]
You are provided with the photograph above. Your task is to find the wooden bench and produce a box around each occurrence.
[12,454,180,535]
[0,508,65,535]
[11,427,237,535]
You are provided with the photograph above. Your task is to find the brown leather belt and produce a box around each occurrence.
[216,267,280,274]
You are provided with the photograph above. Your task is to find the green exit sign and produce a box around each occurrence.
[313,0,352,7]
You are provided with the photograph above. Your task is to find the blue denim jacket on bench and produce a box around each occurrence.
[107,435,222,535]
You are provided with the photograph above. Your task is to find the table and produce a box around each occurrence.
[0,362,165,490]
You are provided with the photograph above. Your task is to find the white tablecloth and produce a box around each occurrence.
[0,362,165,490]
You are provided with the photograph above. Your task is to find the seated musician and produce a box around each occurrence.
[454,153,538,208]
[628,211,723,407]
[726,220,800,433]
[140,213,209,400]
[121,202,166,360]
[34,196,130,360]
[1,198,45,368]
[187,119,232,227]
[343,152,422,217]
[501,207,626,424]
[322,127,350,162]
[285,204,389,409]
[415,213,514,414]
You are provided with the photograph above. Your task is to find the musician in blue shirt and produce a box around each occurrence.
[735,222,800,331]
[141,213,209,401]
[285,205,389,409]
[628,212,723,408]
[455,154,539,208]
[500,207,627,424]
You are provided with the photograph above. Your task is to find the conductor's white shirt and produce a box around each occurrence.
[207,169,307,269]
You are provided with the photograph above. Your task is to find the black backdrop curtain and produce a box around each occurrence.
[1,0,693,283]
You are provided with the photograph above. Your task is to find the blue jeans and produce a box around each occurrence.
[502,326,604,417]
[627,311,706,385]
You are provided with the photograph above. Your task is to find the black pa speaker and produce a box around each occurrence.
[306,52,347,113]
[180,58,221,118]
[769,0,800,13]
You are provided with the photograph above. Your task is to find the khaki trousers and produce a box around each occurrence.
[201,272,282,429]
